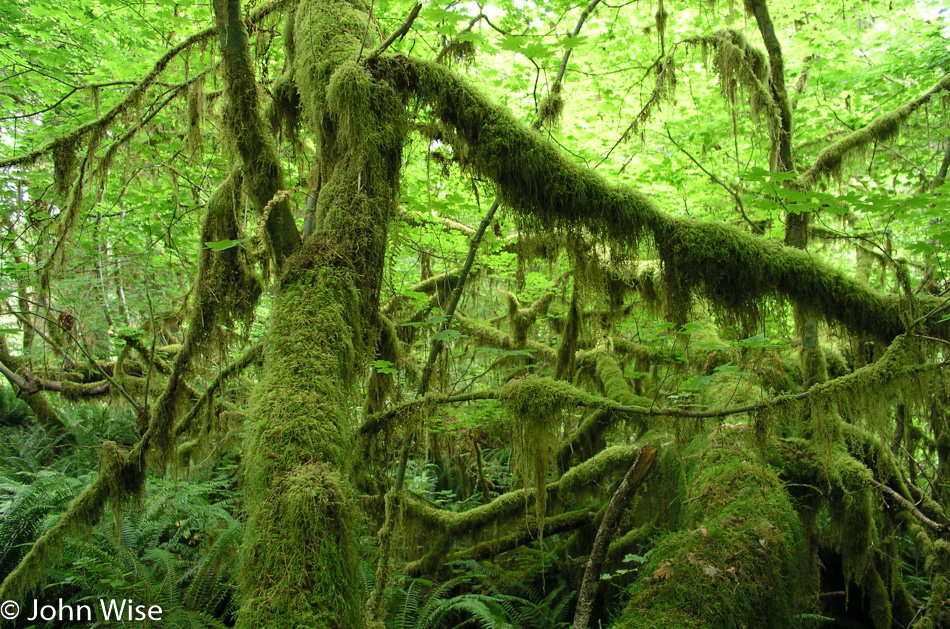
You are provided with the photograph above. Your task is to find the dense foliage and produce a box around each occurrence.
[1,0,949,626]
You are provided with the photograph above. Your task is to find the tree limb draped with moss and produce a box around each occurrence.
[366,56,949,341]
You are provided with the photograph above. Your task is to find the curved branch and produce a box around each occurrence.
[797,73,950,188]
[0,0,289,170]
[376,57,949,341]
[573,447,657,629]
[174,343,263,437]
[214,0,300,266]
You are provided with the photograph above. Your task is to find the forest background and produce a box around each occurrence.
[1,0,949,627]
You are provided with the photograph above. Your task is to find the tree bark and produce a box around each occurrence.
[572,446,657,629]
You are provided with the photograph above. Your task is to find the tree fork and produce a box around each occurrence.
[236,0,407,625]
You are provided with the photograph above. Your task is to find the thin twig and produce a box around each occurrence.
[367,3,422,61]
[666,128,760,233]
[356,0,377,62]
[869,478,946,532]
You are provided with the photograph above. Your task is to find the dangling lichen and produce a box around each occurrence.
[554,291,580,381]
[186,74,206,156]
[537,87,564,130]
[51,135,80,199]
[189,172,262,349]
[499,376,604,534]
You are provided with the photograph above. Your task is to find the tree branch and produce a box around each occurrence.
[377,57,949,341]
[367,3,421,61]
[0,0,290,170]
[572,447,657,629]
[797,73,950,188]
[870,478,946,533]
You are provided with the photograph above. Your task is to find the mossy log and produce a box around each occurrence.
[612,429,805,629]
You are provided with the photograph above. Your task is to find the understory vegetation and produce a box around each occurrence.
[1,0,949,626]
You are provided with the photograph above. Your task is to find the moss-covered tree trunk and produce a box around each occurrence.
[236,0,405,626]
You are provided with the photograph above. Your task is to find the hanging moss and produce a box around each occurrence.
[690,30,780,145]
[500,375,579,530]
[455,313,557,363]
[186,74,205,156]
[381,56,940,342]
[798,74,950,187]
[554,292,580,381]
[537,90,564,130]
[191,172,262,347]
[557,410,607,472]
[806,335,931,459]
[774,430,929,629]
[51,134,80,198]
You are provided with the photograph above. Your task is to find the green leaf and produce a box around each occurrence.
[371,360,398,374]
[433,329,464,342]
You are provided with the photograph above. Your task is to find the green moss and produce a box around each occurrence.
[403,444,641,568]
[387,56,920,340]
[537,91,564,129]
[554,292,579,381]
[58,380,109,401]
[190,172,262,348]
[186,75,205,156]
[326,60,375,154]
[238,0,410,624]
[800,346,828,388]
[691,30,780,144]
[917,572,950,628]
[557,409,613,472]
[612,430,804,629]
[799,74,950,186]
[237,464,359,629]
[829,485,874,584]
[455,313,557,363]
[52,134,80,198]
[506,292,553,349]
[806,335,930,458]
[500,375,588,531]
[239,263,365,627]
[756,354,802,394]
